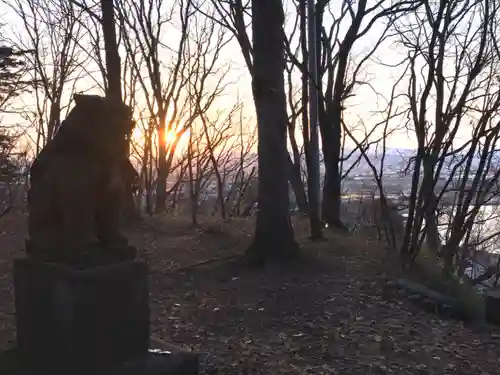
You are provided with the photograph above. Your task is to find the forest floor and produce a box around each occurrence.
[0,213,500,374]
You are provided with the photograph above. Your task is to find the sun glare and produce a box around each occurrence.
[132,127,143,142]
[131,126,190,154]
[165,129,177,146]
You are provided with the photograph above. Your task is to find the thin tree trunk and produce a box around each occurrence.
[200,115,226,220]
[101,0,137,220]
[187,129,198,226]
[287,155,308,214]
[422,159,441,252]
[155,115,168,213]
[305,0,323,239]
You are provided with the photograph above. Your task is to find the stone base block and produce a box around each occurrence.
[104,344,199,375]
[0,345,199,375]
[13,257,150,371]
[486,292,500,325]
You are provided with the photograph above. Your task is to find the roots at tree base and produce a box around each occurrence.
[244,219,301,266]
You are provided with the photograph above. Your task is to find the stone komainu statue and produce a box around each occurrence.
[26,94,138,266]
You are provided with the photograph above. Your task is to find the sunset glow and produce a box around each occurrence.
[131,126,190,154]
[165,129,177,147]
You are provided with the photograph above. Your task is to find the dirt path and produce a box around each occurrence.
[0,213,499,374]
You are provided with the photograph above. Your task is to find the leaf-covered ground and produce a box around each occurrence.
[1,213,500,374]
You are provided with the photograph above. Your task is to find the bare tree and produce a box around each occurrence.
[307,0,422,229]
[3,0,85,150]
[196,106,237,221]
[245,0,300,264]
[0,44,30,216]
[0,44,30,108]
[117,0,231,215]
[199,0,311,225]
[394,0,500,278]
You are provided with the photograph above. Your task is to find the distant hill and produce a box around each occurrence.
[201,147,500,180]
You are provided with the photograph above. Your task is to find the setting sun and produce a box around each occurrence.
[131,125,190,154]
[165,129,177,146]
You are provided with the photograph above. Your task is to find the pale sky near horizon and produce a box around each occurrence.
[0,0,487,155]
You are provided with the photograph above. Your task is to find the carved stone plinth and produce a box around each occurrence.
[486,290,500,325]
[13,257,150,372]
[0,346,199,375]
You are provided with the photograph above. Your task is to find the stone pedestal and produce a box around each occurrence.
[2,257,199,374]
[0,346,199,375]
[486,290,500,325]
[13,257,150,372]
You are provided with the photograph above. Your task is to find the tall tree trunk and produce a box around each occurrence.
[305,0,323,239]
[245,0,300,265]
[101,0,122,101]
[101,0,137,221]
[320,110,344,229]
[317,1,366,231]
[316,3,344,229]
